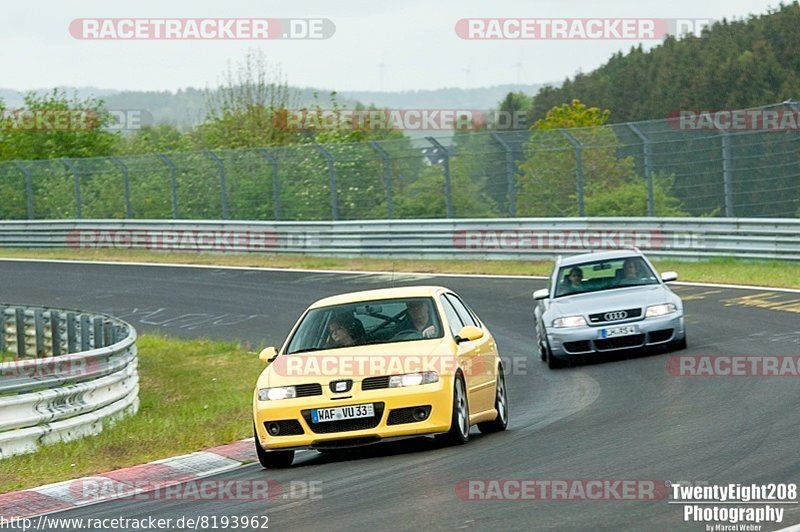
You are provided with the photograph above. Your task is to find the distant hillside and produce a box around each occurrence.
[1,84,545,129]
[529,2,800,122]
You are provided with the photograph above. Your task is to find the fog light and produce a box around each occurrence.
[267,422,280,436]
[412,407,429,421]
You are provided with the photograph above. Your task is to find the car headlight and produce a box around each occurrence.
[645,303,677,317]
[388,371,439,388]
[552,316,587,328]
[257,386,297,401]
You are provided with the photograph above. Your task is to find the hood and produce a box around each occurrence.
[551,285,669,318]
[258,338,449,388]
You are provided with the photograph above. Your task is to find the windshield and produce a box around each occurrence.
[284,297,443,354]
[554,257,658,298]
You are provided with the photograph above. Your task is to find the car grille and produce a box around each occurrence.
[295,383,323,397]
[361,376,390,391]
[648,329,674,344]
[387,406,432,425]
[563,340,593,354]
[588,308,642,324]
[264,420,304,436]
[594,334,646,351]
[302,402,385,434]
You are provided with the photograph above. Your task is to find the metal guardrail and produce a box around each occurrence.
[0,218,798,260]
[0,305,138,458]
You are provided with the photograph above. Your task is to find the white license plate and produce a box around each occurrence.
[599,325,637,339]
[312,403,374,423]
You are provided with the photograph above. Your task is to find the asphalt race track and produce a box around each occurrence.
[2,260,799,531]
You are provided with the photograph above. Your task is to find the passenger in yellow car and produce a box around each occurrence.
[328,313,367,347]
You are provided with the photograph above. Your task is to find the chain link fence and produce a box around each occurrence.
[2,103,799,221]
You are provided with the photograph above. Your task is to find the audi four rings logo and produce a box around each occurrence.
[604,311,628,321]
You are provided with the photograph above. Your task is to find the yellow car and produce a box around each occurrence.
[252,286,509,468]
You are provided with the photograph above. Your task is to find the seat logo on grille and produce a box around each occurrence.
[604,311,628,321]
[330,380,352,393]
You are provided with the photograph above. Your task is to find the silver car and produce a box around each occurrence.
[533,249,686,368]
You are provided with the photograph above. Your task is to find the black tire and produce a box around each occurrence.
[670,333,687,351]
[478,366,509,434]
[436,373,470,445]
[539,339,547,362]
[253,425,294,469]
[545,342,565,369]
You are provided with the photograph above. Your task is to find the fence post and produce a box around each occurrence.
[720,131,735,217]
[425,137,454,218]
[255,148,281,221]
[13,161,35,220]
[15,308,26,357]
[627,124,655,216]
[490,132,516,217]
[370,141,393,219]
[0,307,6,353]
[313,144,339,220]
[61,159,82,219]
[109,157,132,219]
[560,131,586,217]
[205,150,228,220]
[157,154,179,219]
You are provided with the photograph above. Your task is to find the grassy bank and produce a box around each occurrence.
[0,248,798,289]
[0,334,263,493]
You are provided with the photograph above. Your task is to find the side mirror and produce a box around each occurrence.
[455,325,484,344]
[259,346,277,364]
[661,271,678,283]
[533,288,550,300]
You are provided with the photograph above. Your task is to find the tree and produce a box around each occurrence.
[516,99,686,217]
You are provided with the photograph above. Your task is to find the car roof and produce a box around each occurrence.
[309,286,448,308]
[558,249,642,267]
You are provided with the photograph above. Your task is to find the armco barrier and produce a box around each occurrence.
[0,218,798,260]
[0,305,138,458]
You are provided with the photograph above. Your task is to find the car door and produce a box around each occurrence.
[442,293,495,414]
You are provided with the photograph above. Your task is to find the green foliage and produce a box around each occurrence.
[529,4,800,121]
[585,175,688,216]
[393,164,499,218]
[516,100,686,217]
[0,89,119,161]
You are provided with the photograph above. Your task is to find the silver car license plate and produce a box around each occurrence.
[599,325,637,339]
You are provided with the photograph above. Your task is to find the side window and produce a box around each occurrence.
[444,294,478,328]
[438,295,464,337]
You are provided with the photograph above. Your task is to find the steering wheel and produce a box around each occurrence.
[391,329,423,341]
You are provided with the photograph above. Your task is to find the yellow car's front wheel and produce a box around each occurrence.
[436,374,470,445]
[254,425,295,469]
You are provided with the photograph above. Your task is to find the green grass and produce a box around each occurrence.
[0,248,798,289]
[0,334,263,494]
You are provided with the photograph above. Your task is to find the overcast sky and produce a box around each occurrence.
[0,0,784,93]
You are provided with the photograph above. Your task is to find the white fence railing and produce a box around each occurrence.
[0,218,798,260]
[0,305,138,458]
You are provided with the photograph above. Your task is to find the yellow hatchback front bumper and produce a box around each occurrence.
[253,378,453,450]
